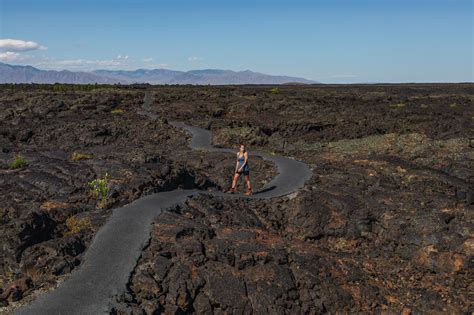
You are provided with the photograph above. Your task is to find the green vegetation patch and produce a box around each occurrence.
[9,154,27,169]
[52,83,115,92]
[71,152,93,161]
[111,108,124,114]
[389,103,406,108]
[305,133,469,165]
[270,87,280,94]
[88,173,110,208]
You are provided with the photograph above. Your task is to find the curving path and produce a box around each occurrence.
[17,122,312,315]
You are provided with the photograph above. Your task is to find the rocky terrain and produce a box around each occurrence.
[0,85,273,309]
[0,83,473,313]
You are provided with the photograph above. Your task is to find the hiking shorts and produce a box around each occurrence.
[237,169,250,176]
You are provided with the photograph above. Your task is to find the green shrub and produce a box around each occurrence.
[52,83,113,92]
[270,87,280,94]
[88,173,110,208]
[389,103,406,108]
[9,154,27,169]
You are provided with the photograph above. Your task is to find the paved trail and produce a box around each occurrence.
[17,121,312,315]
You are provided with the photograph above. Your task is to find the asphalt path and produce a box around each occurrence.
[17,122,312,314]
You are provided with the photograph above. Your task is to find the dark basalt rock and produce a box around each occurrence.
[16,212,57,260]
[113,84,471,313]
[0,86,276,308]
[1,84,473,313]
[0,277,33,303]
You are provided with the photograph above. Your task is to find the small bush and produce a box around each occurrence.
[9,154,27,169]
[420,104,428,109]
[389,103,406,108]
[71,152,93,161]
[52,83,113,92]
[270,87,280,94]
[64,216,92,236]
[449,103,457,108]
[111,108,124,114]
[88,173,110,208]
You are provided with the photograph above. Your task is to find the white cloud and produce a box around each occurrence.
[1,48,170,71]
[57,59,123,67]
[187,56,201,62]
[0,39,46,64]
[150,63,169,68]
[0,51,25,62]
[0,39,47,51]
[329,74,357,78]
[33,56,170,71]
[142,58,168,68]
[34,57,126,70]
[117,54,129,60]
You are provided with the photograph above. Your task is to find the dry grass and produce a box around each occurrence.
[40,200,69,211]
[64,216,92,236]
[111,108,124,114]
[71,152,92,161]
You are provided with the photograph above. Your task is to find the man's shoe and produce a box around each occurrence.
[245,188,253,196]
[228,187,235,194]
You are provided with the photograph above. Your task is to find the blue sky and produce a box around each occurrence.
[0,0,472,82]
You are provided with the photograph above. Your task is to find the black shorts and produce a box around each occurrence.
[237,169,250,176]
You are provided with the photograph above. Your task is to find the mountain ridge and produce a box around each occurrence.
[0,62,318,85]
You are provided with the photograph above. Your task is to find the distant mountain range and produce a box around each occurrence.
[0,63,120,84]
[0,62,317,85]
